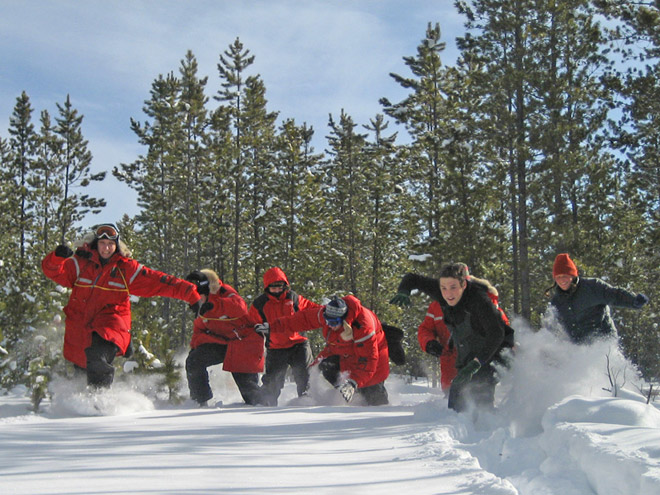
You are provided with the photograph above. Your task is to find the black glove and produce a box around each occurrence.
[189,300,202,316]
[75,248,92,259]
[185,270,210,295]
[199,301,213,316]
[633,293,649,309]
[425,340,444,357]
[338,379,357,403]
[55,244,73,258]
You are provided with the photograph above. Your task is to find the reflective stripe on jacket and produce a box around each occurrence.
[270,295,389,388]
[190,285,264,373]
[42,248,199,368]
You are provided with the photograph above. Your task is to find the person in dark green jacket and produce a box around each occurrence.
[548,253,649,344]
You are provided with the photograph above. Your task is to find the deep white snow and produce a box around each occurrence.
[1,320,659,495]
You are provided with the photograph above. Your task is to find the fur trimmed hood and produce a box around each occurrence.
[200,269,222,294]
[469,276,498,297]
[74,231,132,258]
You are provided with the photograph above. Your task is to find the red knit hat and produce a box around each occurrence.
[553,253,578,278]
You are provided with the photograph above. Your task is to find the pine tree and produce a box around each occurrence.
[325,110,368,295]
[361,114,400,313]
[271,120,327,304]
[214,37,256,290]
[380,23,449,274]
[379,23,508,291]
[1,93,44,391]
[33,110,63,254]
[7,91,38,281]
[114,71,190,347]
[242,75,278,293]
[55,95,105,244]
[206,105,234,280]
[177,50,210,274]
[595,0,660,380]
[455,1,540,318]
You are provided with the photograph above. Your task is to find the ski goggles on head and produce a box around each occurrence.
[95,224,119,240]
[324,316,344,328]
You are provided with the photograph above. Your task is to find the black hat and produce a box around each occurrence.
[185,270,210,295]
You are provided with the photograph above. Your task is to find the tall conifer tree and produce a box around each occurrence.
[214,37,255,289]
[380,23,451,274]
[325,110,368,295]
[54,95,105,244]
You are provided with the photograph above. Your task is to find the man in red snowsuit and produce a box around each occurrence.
[258,295,390,405]
[185,270,264,407]
[249,267,320,406]
[41,223,201,387]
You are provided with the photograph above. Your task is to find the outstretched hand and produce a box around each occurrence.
[389,292,411,307]
[425,340,443,357]
[189,300,202,317]
[55,244,73,258]
[634,293,649,309]
[199,302,213,316]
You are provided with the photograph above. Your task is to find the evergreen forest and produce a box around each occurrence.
[1,1,658,407]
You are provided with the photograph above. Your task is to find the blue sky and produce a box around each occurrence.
[1,1,462,226]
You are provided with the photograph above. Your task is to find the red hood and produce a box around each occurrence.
[263,267,289,289]
[340,294,361,325]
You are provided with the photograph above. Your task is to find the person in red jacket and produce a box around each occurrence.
[257,295,390,406]
[417,300,457,392]
[248,267,321,406]
[41,223,201,388]
[185,269,264,407]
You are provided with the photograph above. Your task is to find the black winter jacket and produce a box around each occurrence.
[397,274,510,368]
[548,277,638,343]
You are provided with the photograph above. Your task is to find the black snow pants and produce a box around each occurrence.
[185,343,261,405]
[84,332,120,388]
[447,362,497,413]
[260,341,313,406]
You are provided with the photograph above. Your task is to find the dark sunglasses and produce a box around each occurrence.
[268,282,287,289]
[95,224,119,240]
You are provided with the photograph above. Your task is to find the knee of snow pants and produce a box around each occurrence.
[185,344,226,404]
[85,332,119,388]
[318,355,340,386]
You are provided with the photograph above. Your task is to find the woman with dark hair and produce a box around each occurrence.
[42,223,201,388]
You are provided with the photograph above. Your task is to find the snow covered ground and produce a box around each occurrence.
[1,321,659,495]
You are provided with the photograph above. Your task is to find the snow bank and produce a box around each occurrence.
[540,395,660,495]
